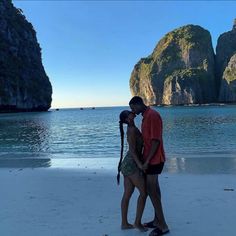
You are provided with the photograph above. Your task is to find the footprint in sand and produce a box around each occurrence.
[29,196,36,199]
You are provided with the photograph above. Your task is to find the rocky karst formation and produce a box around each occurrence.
[216,20,236,102]
[130,21,236,105]
[0,0,52,112]
[218,54,236,102]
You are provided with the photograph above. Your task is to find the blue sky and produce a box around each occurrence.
[12,0,236,108]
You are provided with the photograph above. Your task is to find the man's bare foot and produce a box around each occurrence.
[149,227,170,236]
[134,223,148,232]
[143,220,158,228]
[156,223,169,232]
[121,223,134,230]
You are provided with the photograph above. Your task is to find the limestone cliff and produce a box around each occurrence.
[130,25,216,105]
[0,0,52,112]
[219,54,236,102]
[216,19,236,102]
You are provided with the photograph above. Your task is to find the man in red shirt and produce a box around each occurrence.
[129,96,169,236]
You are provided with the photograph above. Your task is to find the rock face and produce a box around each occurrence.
[216,20,236,102]
[130,21,236,105]
[0,0,52,112]
[219,54,236,102]
[130,25,216,105]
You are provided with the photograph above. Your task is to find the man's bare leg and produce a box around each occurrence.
[146,174,168,231]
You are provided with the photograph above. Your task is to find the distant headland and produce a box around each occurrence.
[130,20,236,106]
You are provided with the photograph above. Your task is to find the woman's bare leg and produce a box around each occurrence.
[121,176,135,229]
[129,172,148,232]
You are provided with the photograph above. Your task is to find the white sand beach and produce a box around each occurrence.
[0,159,235,236]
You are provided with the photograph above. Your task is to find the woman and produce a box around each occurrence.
[117,110,147,232]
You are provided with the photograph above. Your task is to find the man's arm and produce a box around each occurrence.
[143,139,160,170]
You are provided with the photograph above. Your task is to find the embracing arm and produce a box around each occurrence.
[142,139,160,171]
[127,128,143,169]
[145,139,160,164]
[143,112,162,170]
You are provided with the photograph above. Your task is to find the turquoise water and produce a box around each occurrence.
[0,105,236,172]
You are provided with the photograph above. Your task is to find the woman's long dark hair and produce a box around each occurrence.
[117,110,131,185]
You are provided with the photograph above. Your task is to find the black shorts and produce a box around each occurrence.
[146,162,164,175]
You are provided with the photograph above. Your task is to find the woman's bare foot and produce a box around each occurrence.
[134,223,148,232]
[121,223,134,230]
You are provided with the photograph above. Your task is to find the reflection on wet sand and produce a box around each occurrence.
[0,158,51,168]
[1,157,236,174]
[166,157,236,174]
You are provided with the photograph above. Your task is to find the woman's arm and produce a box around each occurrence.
[127,128,143,169]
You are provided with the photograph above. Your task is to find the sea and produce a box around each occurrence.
[1,105,236,174]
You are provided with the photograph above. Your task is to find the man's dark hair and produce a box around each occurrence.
[129,96,144,105]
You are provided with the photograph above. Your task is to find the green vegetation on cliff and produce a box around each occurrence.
[130,24,216,105]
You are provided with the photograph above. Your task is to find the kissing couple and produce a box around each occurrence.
[117,96,169,236]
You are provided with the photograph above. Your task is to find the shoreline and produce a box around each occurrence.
[1,157,236,175]
[0,167,235,236]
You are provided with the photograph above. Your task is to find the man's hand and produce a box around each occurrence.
[142,161,149,171]
[137,163,143,170]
